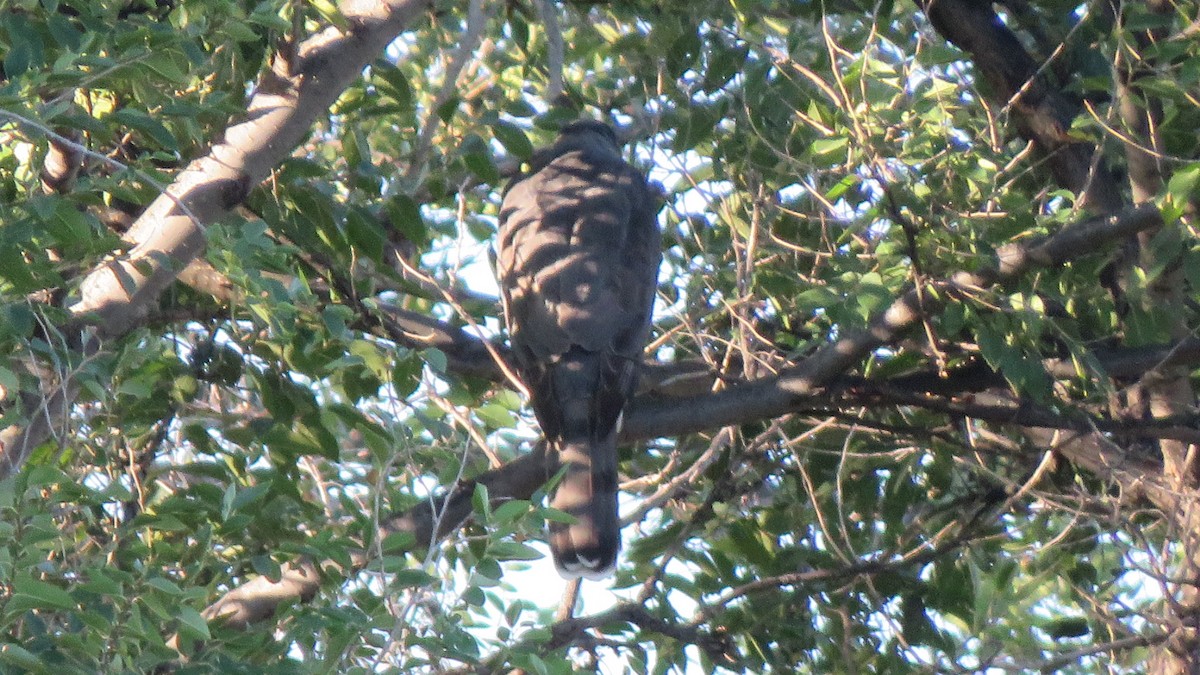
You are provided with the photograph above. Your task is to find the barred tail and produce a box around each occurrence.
[548,433,620,579]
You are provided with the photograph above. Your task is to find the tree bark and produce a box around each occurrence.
[918,0,1200,668]
[0,0,434,479]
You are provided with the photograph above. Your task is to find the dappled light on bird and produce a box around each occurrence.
[495,120,662,579]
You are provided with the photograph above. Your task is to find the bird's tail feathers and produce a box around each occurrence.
[548,433,620,580]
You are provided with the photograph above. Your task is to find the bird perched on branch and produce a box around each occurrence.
[495,120,661,579]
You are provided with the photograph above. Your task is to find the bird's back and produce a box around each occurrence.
[495,125,661,578]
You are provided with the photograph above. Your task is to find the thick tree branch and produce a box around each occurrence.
[1021,426,1176,514]
[463,517,987,672]
[694,526,976,623]
[917,0,1125,212]
[544,603,736,666]
[198,203,1165,631]
[624,204,1162,439]
[377,287,1200,401]
[203,443,551,629]
[847,387,1200,446]
[0,0,434,478]
[1110,3,1200,667]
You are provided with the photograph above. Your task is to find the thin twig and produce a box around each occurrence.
[0,110,204,228]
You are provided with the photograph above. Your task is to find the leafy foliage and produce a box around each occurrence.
[1,0,1198,672]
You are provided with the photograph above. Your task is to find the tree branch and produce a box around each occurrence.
[0,0,434,478]
[203,443,551,629]
[624,204,1162,440]
[197,202,1165,631]
[917,0,1125,212]
[456,601,738,674]
[849,387,1200,446]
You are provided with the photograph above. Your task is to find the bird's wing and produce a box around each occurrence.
[496,144,660,579]
[497,148,659,377]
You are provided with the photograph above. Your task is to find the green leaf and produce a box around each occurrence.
[463,584,486,606]
[46,15,82,51]
[1167,163,1200,207]
[436,95,460,123]
[12,576,75,611]
[381,531,417,553]
[345,209,386,262]
[392,569,435,588]
[309,0,349,29]
[463,151,499,184]
[491,122,534,161]
[489,541,543,561]
[795,287,840,311]
[251,555,282,581]
[374,62,413,110]
[533,107,578,130]
[0,303,35,339]
[492,500,531,524]
[1044,617,1089,639]
[175,606,212,641]
[0,644,49,673]
[230,482,271,511]
[76,568,122,597]
[220,19,260,43]
[142,53,188,84]
[473,483,491,519]
[392,353,423,398]
[112,109,178,150]
[145,577,183,595]
[703,43,749,92]
[476,402,516,429]
[423,348,447,374]
[824,175,859,201]
[810,136,849,160]
[0,247,40,292]
[384,194,428,249]
[3,40,32,78]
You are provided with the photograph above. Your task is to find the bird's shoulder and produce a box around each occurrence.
[513,143,641,191]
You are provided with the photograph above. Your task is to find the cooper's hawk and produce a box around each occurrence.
[495,120,661,579]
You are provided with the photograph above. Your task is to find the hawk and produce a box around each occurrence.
[495,120,661,579]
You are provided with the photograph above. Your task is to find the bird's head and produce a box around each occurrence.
[541,119,622,160]
[557,119,620,149]
[526,120,624,172]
